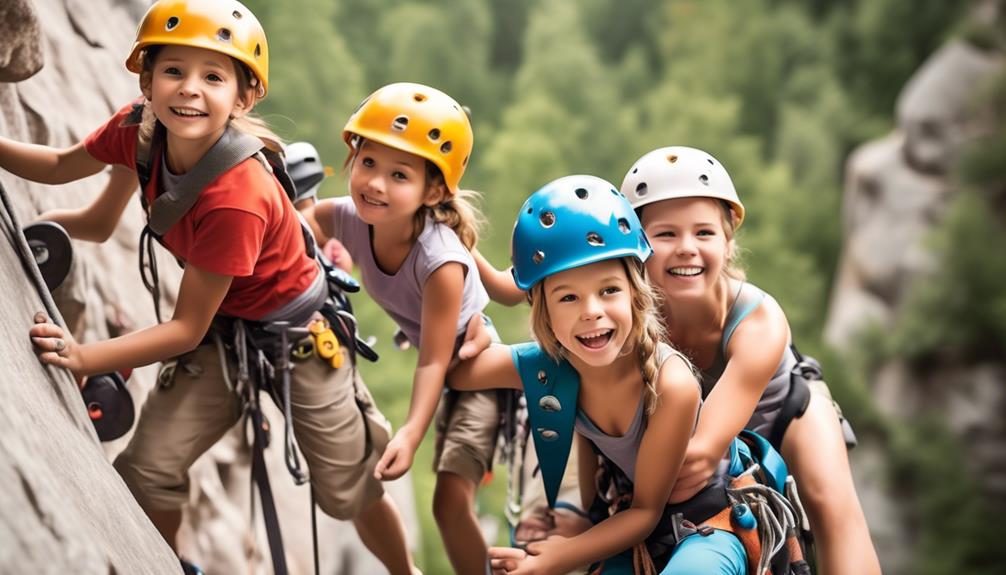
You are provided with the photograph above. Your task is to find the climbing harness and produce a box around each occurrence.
[127,115,378,575]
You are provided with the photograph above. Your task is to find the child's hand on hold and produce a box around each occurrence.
[669,439,721,503]
[374,431,416,481]
[490,536,563,575]
[29,312,84,380]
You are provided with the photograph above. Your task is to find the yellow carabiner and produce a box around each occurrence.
[309,319,342,368]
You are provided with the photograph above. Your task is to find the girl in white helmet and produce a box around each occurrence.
[618,146,881,575]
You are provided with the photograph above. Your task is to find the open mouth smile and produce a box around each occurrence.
[575,328,614,349]
[361,193,387,207]
[170,107,208,118]
[667,266,703,277]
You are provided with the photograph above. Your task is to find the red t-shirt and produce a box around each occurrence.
[84,100,318,320]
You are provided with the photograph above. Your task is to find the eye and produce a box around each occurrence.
[206,73,224,83]
[558,294,577,303]
[697,229,716,237]
[653,230,676,238]
[360,157,375,168]
[601,286,621,296]
[162,66,181,76]
[392,170,408,181]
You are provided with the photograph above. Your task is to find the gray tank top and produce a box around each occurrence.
[574,343,694,483]
[700,281,795,438]
[329,197,489,346]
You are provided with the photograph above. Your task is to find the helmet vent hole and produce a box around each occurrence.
[575,188,589,200]
[618,219,631,234]
[667,154,678,164]
[539,211,555,228]
[699,174,710,186]
[254,44,262,58]
[413,93,427,102]
[165,16,180,31]
[526,207,533,214]
[428,128,441,141]
[533,251,545,265]
[217,28,232,42]
[586,232,605,247]
[440,141,452,154]
[635,182,648,196]
[632,167,638,174]
[707,158,715,165]
[391,115,409,132]
[232,10,243,19]
[462,155,469,166]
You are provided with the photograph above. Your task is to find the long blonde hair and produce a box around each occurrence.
[137,45,283,153]
[718,200,746,282]
[528,257,678,415]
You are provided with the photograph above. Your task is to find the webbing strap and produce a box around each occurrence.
[147,126,264,235]
[249,402,290,575]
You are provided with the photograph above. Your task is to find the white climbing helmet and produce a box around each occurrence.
[620,146,745,228]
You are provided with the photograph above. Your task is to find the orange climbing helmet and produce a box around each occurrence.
[343,83,473,194]
[125,0,269,96]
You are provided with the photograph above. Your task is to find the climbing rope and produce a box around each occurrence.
[0,178,65,327]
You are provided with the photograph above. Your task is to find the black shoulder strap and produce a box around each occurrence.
[143,125,264,236]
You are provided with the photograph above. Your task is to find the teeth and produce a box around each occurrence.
[668,267,703,277]
[171,107,206,117]
[579,329,610,339]
[576,329,613,349]
[362,194,386,206]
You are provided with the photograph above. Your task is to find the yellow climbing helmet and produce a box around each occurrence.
[125,0,269,96]
[344,83,473,194]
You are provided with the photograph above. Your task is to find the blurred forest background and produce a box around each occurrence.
[239,0,1006,573]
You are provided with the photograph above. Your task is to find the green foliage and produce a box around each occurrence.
[887,416,1006,574]
[888,191,1006,362]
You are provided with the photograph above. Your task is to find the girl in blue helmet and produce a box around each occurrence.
[449,175,798,575]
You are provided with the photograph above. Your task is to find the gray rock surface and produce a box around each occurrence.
[825,36,1006,575]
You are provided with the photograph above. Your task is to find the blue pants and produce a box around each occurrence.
[593,530,746,575]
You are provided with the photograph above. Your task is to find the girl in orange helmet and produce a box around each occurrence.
[2,1,416,573]
[301,82,504,574]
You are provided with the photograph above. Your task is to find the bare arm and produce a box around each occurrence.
[518,358,701,574]
[39,165,138,242]
[374,262,467,480]
[298,197,336,248]
[31,263,231,378]
[0,138,106,184]
[671,297,790,501]
[472,248,525,306]
[447,342,523,391]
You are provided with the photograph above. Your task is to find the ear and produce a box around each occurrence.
[230,87,257,119]
[423,178,449,207]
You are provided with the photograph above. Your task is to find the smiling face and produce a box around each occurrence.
[143,44,253,151]
[539,258,634,368]
[640,197,733,300]
[348,139,443,229]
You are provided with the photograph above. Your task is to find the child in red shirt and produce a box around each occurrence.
[0,1,415,573]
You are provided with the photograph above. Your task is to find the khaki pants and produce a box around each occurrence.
[433,389,501,483]
[114,341,390,520]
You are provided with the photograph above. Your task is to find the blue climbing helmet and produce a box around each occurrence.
[511,175,652,290]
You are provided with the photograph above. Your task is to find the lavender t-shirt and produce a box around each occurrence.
[329,196,489,347]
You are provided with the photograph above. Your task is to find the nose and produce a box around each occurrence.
[580,294,603,321]
[177,73,199,97]
[676,234,697,256]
